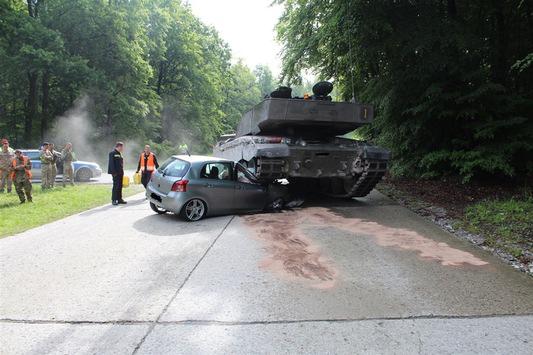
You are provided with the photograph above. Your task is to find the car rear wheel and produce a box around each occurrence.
[180,199,206,221]
[76,168,92,182]
[150,202,167,214]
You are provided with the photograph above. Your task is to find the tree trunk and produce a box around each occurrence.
[25,71,38,145]
[27,0,36,17]
[156,61,165,95]
[41,70,50,140]
[492,1,508,84]
[447,0,457,17]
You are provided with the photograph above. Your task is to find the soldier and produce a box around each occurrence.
[48,143,62,188]
[108,141,127,205]
[0,138,15,193]
[40,142,53,190]
[61,142,76,187]
[136,145,159,188]
[10,149,32,203]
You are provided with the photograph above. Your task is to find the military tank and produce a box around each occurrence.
[213,82,390,198]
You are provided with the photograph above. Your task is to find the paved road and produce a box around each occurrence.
[1,191,532,354]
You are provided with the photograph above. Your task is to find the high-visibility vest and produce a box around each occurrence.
[139,152,156,172]
[11,156,32,180]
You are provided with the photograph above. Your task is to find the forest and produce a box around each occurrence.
[0,0,277,154]
[276,0,533,181]
[1,0,532,181]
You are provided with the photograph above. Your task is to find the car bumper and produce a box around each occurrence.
[146,183,191,214]
[93,168,102,178]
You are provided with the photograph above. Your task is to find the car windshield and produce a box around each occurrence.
[158,158,189,177]
[235,163,259,184]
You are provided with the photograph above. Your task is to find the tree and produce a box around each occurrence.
[0,0,271,154]
[276,0,533,181]
[254,64,277,96]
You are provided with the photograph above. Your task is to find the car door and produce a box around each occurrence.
[199,162,235,214]
[233,163,267,211]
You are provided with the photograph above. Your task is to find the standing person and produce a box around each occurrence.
[10,149,32,204]
[61,142,76,187]
[108,142,127,205]
[136,145,159,188]
[48,143,61,188]
[40,142,53,190]
[0,139,15,193]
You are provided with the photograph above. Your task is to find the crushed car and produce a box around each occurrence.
[146,155,299,221]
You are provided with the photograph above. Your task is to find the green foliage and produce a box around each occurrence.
[463,196,533,256]
[254,64,277,96]
[276,0,533,181]
[0,0,270,153]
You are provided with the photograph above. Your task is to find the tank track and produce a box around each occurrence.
[255,156,387,198]
[341,158,388,198]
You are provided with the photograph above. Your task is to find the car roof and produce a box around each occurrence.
[172,155,232,164]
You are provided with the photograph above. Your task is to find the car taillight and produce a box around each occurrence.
[171,179,188,192]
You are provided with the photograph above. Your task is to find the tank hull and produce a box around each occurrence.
[213,136,389,198]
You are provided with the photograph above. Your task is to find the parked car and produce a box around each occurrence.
[22,149,103,182]
[147,155,289,221]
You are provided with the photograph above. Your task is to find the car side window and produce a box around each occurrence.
[201,163,232,181]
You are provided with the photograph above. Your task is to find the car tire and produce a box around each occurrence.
[76,168,92,182]
[150,202,167,214]
[179,198,207,221]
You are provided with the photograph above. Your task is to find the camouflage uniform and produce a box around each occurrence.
[12,155,32,203]
[49,147,61,188]
[0,147,14,193]
[61,147,76,186]
[40,148,53,189]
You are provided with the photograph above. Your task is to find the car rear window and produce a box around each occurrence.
[158,158,190,177]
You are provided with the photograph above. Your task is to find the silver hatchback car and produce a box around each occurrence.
[146,155,287,221]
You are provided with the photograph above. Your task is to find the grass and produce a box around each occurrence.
[462,197,533,258]
[0,184,144,238]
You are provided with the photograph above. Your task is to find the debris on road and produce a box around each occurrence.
[244,207,489,287]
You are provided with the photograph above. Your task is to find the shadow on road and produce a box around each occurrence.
[132,213,227,236]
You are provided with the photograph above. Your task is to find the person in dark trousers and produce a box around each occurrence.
[108,142,127,205]
[136,144,159,188]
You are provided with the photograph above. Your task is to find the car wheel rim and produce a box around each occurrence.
[185,199,204,221]
[77,169,91,181]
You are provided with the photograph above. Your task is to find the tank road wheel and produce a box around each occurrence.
[180,199,207,222]
[320,177,359,199]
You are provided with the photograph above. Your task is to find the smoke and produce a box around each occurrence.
[46,94,205,171]
[47,96,144,168]
[47,96,100,163]
[160,95,198,151]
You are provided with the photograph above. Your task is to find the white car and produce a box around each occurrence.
[22,149,103,182]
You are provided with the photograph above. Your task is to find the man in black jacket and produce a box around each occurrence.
[108,142,127,205]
